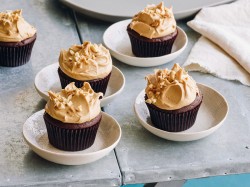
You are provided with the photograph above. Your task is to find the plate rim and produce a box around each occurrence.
[103,19,188,67]
[23,110,122,157]
[60,0,235,21]
[173,0,235,14]
[134,83,229,140]
[34,63,125,105]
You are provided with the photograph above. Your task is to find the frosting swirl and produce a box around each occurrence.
[145,64,199,110]
[59,41,112,81]
[130,2,176,39]
[45,82,103,123]
[129,2,176,39]
[0,10,36,42]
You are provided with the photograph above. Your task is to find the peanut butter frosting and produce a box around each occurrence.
[59,41,112,81]
[145,64,199,110]
[45,82,103,124]
[0,10,36,42]
[129,2,176,39]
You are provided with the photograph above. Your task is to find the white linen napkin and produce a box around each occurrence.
[183,0,250,86]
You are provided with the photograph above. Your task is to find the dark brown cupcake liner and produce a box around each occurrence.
[58,67,111,95]
[43,112,102,151]
[127,26,178,57]
[0,34,36,67]
[145,96,202,132]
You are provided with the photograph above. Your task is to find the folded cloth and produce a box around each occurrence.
[183,0,250,86]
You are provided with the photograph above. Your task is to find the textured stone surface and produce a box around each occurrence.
[2,0,250,186]
[0,1,121,186]
[75,13,250,185]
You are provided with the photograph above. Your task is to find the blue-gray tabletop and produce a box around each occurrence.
[0,0,250,186]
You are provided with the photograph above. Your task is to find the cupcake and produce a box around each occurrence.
[145,64,202,132]
[43,82,103,151]
[0,10,36,67]
[58,41,112,95]
[127,2,178,57]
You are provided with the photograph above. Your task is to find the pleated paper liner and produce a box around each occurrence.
[58,68,111,95]
[43,112,101,151]
[127,26,178,57]
[0,34,36,67]
[145,95,202,132]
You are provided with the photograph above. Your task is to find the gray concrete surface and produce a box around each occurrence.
[0,1,121,186]
[1,0,250,186]
[75,11,250,185]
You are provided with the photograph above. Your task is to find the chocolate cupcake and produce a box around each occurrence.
[127,2,178,57]
[145,64,202,132]
[44,82,103,151]
[58,41,112,95]
[0,10,36,67]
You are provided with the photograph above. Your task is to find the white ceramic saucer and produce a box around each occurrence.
[23,110,121,165]
[134,83,228,141]
[34,63,125,107]
[103,19,188,67]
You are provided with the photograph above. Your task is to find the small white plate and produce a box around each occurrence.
[134,83,228,141]
[23,110,121,165]
[103,19,188,67]
[34,63,125,107]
